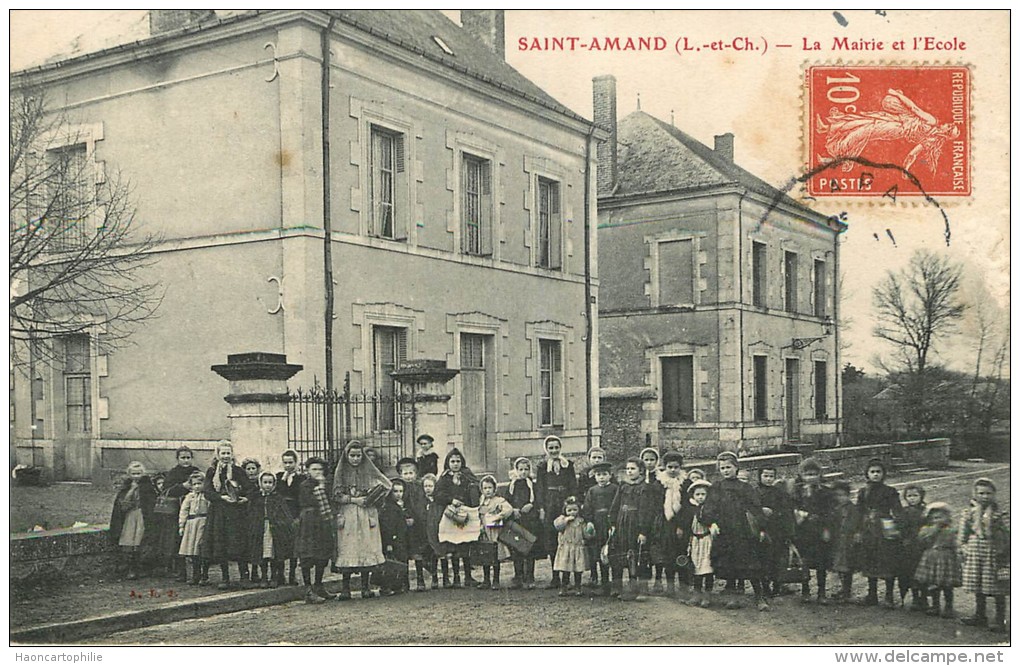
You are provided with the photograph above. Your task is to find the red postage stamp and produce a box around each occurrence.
[807,65,971,197]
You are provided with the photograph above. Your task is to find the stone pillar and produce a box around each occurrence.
[211,352,302,473]
[390,359,459,461]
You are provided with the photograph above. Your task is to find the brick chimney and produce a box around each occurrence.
[593,75,618,196]
[461,10,505,60]
[714,133,735,162]
[149,10,216,36]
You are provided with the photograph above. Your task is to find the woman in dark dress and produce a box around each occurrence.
[854,457,903,608]
[506,456,543,590]
[536,435,577,589]
[201,442,254,589]
[700,451,770,611]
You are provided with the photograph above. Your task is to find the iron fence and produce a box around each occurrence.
[287,374,415,471]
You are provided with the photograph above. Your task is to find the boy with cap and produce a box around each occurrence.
[582,460,617,595]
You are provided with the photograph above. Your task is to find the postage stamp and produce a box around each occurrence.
[806,65,971,197]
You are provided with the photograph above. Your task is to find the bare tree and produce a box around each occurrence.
[9,92,162,369]
[872,249,966,373]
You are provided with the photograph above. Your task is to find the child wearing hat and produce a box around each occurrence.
[792,457,835,604]
[913,502,960,618]
[582,460,617,595]
[680,479,714,607]
[958,478,1009,632]
[415,434,439,477]
[700,451,771,611]
[576,446,608,498]
[855,457,902,608]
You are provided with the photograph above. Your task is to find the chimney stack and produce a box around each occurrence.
[714,133,735,162]
[149,9,216,36]
[461,10,505,60]
[593,75,618,196]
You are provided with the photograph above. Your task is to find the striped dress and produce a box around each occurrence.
[959,502,1010,596]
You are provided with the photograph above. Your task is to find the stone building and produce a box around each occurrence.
[10,10,601,480]
[593,75,844,460]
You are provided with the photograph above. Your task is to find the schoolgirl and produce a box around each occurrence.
[913,502,961,618]
[827,480,858,603]
[332,440,390,599]
[553,497,590,596]
[378,478,412,594]
[700,451,770,611]
[576,446,607,498]
[958,478,1009,632]
[477,475,514,590]
[792,457,834,604]
[582,461,617,595]
[150,472,182,578]
[608,458,656,601]
[276,449,306,586]
[421,473,446,588]
[681,479,714,608]
[507,457,542,590]
[899,485,928,610]
[202,442,253,589]
[638,447,668,594]
[177,471,210,585]
[435,447,481,588]
[247,472,296,588]
[396,457,430,591]
[536,435,577,589]
[294,457,336,604]
[110,461,157,580]
[854,457,902,608]
[758,465,795,597]
[656,450,688,596]
[160,446,199,581]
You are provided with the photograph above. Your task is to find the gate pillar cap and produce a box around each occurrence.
[390,359,459,385]
[212,352,303,382]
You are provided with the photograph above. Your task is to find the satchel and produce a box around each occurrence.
[373,558,409,590]
[469,540,498,564]
[364,484,390,509]
[444,505,469,526]
[153,493,180,515]
[775,543,809,584]
[497,520,537,555]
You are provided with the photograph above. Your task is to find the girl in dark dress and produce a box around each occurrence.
[792,457,835,603]
[575,446,607,499]
[828,481,858,603]
[395,457,430,591]
[378,478,413,595]
[421,473,446,589]
[201,442,254,590]
[109,461,157,580]
[608,457,656,601]
[898,485,928,610]
[536,435,577,589]
[506,457,542,590]
[656,450,688,597]
[293,457,336,604]
[854,457,902,608]
[582,461,617,595]
[247,472,297,588]
[639,446,668,593]
[434,447,481,588]
[159,446,199,581]
[700,451,770,611]
[758,465,795,598]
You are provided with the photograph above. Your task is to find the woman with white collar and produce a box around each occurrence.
[535,435,578,589]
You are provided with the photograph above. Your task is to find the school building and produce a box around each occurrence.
[10,10,601,481]
[593,75,846,460]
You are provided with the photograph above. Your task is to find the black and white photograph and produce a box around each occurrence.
[8,8,1010,651]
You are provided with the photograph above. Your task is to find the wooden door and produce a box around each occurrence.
[785,358,801,441]
[460,334,489,470]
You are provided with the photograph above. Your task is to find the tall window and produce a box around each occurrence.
[536,178,562,270]
[462,154,493,256]
[753,355,768,422]
[814,360,828,419]
[661,356,694,422]
[373,326,407,430]
[538,339,563,427]
[369,127,404,240]
[658,239,695,306]
[784,250,799,313]
[63,334,91,433]
[752,241,767,307]
[814,259,827,317]
[48,143,91,251]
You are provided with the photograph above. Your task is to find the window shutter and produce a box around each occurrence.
[548,182,562,270]
[460,160,470,253]
[479,161,493,256]
[552,341,564,426]
[395,134,405,174]
[396,328,408,368]
[369,135,380,237]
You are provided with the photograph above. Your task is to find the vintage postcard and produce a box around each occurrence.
[8,9,1010,653]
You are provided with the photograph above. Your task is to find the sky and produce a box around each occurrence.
[9,9,1011,377]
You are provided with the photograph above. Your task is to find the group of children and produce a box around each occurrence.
[109,439,1009,632]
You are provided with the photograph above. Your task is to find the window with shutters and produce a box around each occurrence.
[661,356,694,423]
[47,143,92,251]
[814,360,828,420]
[62,334,92,434]
[536,177,562,270]
[538,338,563,427]
[657,238,695,306]
[752,241,767,307]
[784,250,798,313]
[814,259,827,317]
[462,154,493,256]
[373,325,407,430]
[369,126,406,241]
[753,355,768,422]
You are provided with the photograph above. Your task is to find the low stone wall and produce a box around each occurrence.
[599,390,652,462]
[11,525,113,583]
[810,444,892,479]
[684,452,802,482]
[891,438,951,469]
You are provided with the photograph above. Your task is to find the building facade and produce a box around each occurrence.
[10,10,601,480]
[593,75,844,460]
